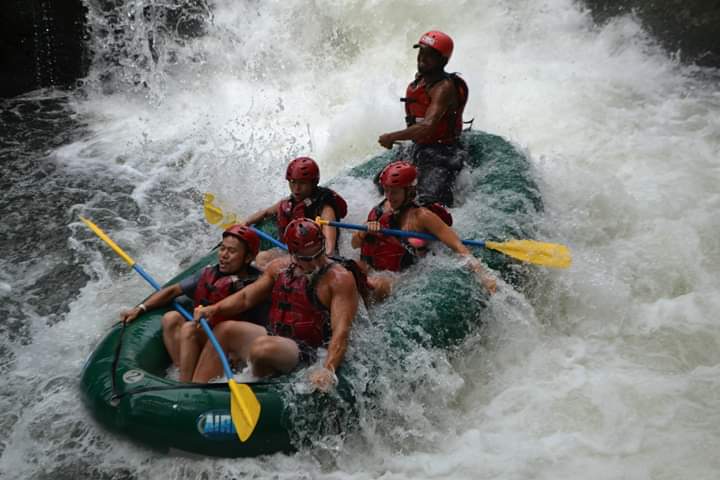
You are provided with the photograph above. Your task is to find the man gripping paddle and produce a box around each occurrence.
[192,219,360,392]
[119,225,268,382]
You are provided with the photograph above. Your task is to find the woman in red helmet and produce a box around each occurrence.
[378,30,469,207]
[352,161,496,300]
[119,225,267,382]
[192,219,360,391]
[242,156,347,267]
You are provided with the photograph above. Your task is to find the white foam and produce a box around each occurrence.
[3,0,720,478]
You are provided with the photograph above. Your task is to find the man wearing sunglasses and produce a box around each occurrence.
[191,218,359,392]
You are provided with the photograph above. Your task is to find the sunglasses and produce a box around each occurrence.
[292,245,325,262]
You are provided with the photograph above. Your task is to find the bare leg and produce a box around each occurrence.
[161,311,185,367]
[254,248,288,270]
[192,321,268,383]
[248,336,301,377]
[178,322,207,382]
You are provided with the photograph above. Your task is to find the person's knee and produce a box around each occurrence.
[255,249,287,269]
[179,321,198,341]
[212,321,233,336]
[161,312,182,330]
[210,321,238,345]
[255,250,270,264]
[248,336,275,363]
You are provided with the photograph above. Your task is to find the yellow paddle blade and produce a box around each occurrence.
[203,193,224,225]
[220,213,239,230]
[228,380,261,442]
[204,193,241,229]
[79,216,136,267]
[485,240,572,269]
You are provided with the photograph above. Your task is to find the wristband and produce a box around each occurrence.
[137,303,147,313]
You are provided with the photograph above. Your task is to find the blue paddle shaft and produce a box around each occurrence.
[325,220,486,248]
[132,264,235,379]
[250,226,288,251]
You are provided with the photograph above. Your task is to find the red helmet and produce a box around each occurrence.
[283,218,325,254]
[286,156,320,183]
[379,161,418,188]
[222,224,260,258]
[414,31,454,60]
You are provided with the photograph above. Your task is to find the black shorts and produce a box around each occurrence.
[243,301,270,327]
[296,340,318,366]
[401,143,467,207]
[267,325,319,367]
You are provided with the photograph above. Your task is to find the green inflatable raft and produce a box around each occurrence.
[80,130,544,457]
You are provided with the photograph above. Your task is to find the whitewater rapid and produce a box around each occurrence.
[1,0,719,478]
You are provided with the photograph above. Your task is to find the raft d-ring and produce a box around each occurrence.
[122,369,145,384]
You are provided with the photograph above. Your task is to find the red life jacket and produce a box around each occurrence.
[276,186,348,234]
[360,200,453,272]
[268,263,333,348]
[402,73,468,145]
[193,265,261,327]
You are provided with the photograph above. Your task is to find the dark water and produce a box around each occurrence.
[1,93,89,342]
[0,92,141,341]
[584,0,720,67]
[0,90,210,477]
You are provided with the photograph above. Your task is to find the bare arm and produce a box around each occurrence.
[379,80,455,147]
[319,204,339,255]
[418,209,497,294]
[120,283,183,323]
[323,268,359,373]
[243,201,280,226]
[350,230,364,249]
[417,208,468,254]
[352,208,384,250]
[351,221,383,249]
